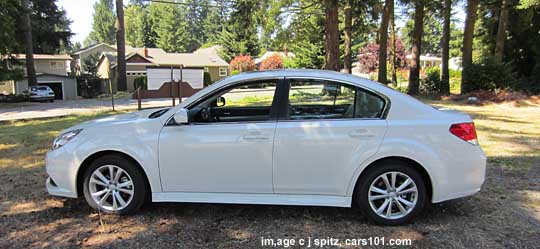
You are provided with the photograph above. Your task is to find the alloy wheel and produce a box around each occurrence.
[88,165,134,211]
[368,171,418,220]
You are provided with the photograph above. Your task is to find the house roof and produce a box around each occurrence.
[255,51,295,64]
[193,45,222,55]
[101,49,229,68]
[11,54,72,60]
[72,43,116,55]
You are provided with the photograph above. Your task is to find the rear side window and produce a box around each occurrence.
[287,79,386,120]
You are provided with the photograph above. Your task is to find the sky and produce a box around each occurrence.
[57,0,129,45]
[57,0,465,46]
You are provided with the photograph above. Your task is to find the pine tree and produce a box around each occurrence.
[148,2,189,53]
[220,0,260,61]
[87,0,116,45]
[125,4,147,47]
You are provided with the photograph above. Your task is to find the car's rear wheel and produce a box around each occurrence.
[82,155,147,214]
[356,161,426,225]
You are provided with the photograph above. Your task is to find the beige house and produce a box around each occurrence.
[96,46,229,93]
[71,43,116,75]
[0,54,78,100]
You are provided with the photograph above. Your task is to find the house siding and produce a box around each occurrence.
[73,44,116,74]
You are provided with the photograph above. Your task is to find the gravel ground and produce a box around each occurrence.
[0,100,539,248]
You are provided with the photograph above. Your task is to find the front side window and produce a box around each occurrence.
[287,79,385,120]
[189,81,277,123]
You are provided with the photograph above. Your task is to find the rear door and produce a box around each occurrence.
[273,78,388,196]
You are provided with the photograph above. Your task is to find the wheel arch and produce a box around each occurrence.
[76,150,152,198]
[351,156,433,204]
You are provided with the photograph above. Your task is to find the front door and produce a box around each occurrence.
[158,79,282,193]
[273,79,388,196]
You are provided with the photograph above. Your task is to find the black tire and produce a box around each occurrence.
[82,155,147,215]
[355,160,426,225]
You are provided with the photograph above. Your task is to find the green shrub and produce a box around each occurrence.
[230,70,240,76]
[203,72,212,87]
[420,66,442,95]
[134,76,147,90]
[462,58,516,93]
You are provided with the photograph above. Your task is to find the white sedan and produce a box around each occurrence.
[46,70,486,225]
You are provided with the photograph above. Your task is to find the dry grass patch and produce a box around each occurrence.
[1,101,539,248]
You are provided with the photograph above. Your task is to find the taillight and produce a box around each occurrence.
[450,122,478,145]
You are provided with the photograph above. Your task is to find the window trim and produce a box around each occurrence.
[218,67,228,76]
[170,78,286,126]
[279,77,390,121]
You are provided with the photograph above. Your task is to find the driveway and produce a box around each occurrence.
[0,98,175,121]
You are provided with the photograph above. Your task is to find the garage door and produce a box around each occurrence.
[38,82,63,100]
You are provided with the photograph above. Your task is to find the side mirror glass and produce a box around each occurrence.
[173,108,189,124]
[216,96,226,107]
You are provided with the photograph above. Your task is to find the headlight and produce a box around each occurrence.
[52,129,82,150]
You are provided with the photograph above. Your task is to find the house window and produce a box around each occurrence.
[219,67,227,77]
[50,61,64,70]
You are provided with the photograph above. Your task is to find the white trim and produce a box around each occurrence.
[219,67,227,76]
[152,192,352,207]
[38,81,65,100]
[126,62,155,66]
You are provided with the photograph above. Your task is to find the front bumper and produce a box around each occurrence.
[45,147,79,198]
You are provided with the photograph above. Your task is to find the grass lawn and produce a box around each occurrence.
[0,100,539,248]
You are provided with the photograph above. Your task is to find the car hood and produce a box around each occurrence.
[65,108,170,132]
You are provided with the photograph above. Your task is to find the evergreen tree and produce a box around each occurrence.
[220,0,260,61]
[87,0,116,45]
[125,4,148,47]
[148,2,189,52]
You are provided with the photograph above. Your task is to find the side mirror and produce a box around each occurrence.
[173,108,189,124]
[216,96,226,107]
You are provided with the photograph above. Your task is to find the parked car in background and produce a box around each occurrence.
[45,70,486,225]
[27,86,55,102]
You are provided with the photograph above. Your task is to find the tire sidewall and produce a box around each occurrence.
[356,161,427,225]
[82,155,147,215]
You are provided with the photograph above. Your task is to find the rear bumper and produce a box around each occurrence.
[29,96,54,101]
[432,146,487,203]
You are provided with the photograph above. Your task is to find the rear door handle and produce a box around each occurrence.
[242,134,270,140]
[348,129,376,138]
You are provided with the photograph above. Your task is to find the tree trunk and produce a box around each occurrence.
[407,0,424,95]
[378,0,391,84]
[21,0,37,86]
[389,0,397,85]
[461,0,480,94]
[343,0,352,74]
[494,0,508,63]
[324,0,340,71]
[441,0,452,95]
[116,0,127,91]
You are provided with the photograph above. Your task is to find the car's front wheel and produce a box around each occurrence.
[82,155,147,214]
[356,161,426,225]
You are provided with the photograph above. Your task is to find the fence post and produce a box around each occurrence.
[137,87,141,111]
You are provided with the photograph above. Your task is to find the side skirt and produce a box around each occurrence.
[152,192,352,207]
